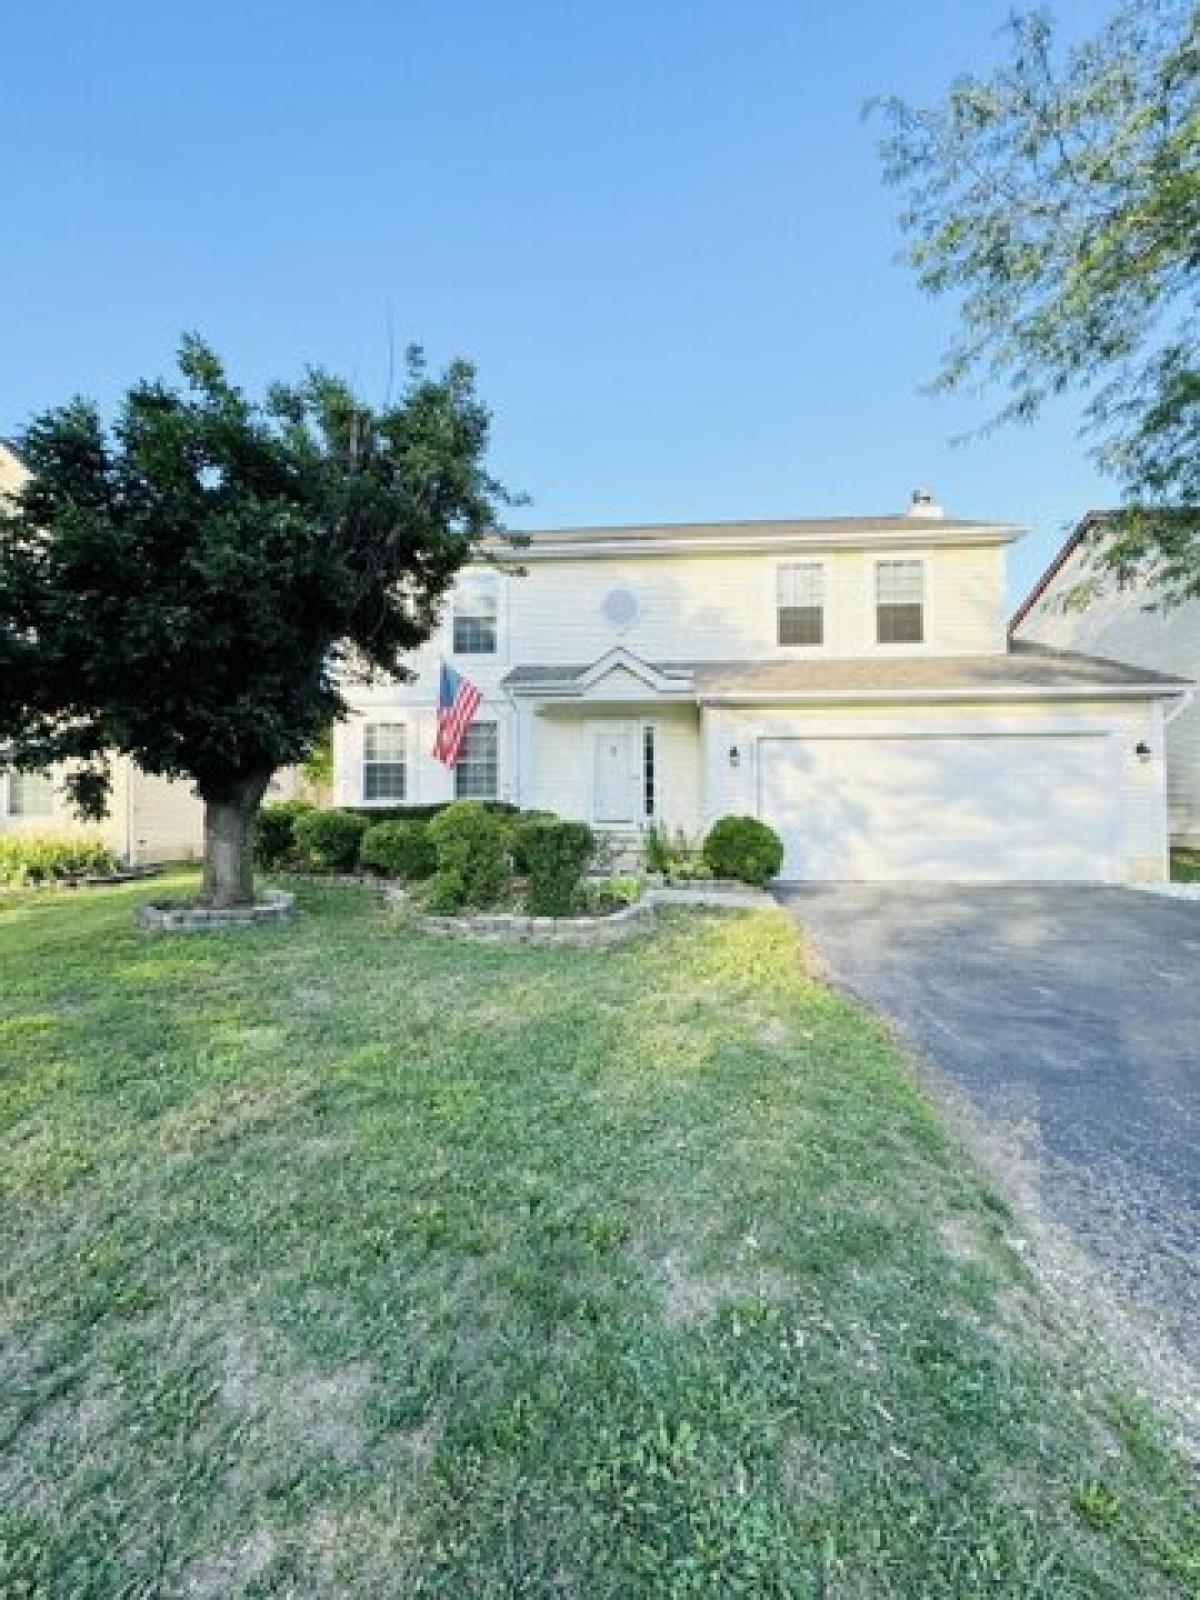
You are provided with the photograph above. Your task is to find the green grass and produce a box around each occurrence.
[1171,848,1200,883]
[1,876,1196,1597]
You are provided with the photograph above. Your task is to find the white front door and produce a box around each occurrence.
[592,722,636,823]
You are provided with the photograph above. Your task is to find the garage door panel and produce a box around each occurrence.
[760,735,1116,883]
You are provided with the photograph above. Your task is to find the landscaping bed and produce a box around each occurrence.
[0,872,1196,1596]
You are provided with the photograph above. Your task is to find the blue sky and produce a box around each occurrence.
[4,0,1112,605]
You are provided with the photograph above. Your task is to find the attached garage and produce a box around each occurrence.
[758,732,1119,883]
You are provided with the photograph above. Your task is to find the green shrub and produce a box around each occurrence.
[702,815,784,886]
[254,800,314,868]
[292,808,370,873]
[0,834,120,886]
[518,817,596,917]
[509,809,558,874]
[358,819,436,880]
[423,869,468,914]
[427,801,511,908]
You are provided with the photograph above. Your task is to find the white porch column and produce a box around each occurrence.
[515,699,537,810]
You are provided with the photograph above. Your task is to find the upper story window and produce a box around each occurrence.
[777,563,824,646]
[3,769,55,817]
[452,575,498,655]
[362,723,406,802]
[876,560,924,644]
[454,721,498,799]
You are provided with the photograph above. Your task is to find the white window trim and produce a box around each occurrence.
[361,722,408,805]
[776,561,826,650]
[874,557,927,647]
[454,719,500,800]
[451,573,500,657]
[1,768,57,819]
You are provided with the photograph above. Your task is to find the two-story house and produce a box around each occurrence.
[1011,512,1200,847]
[332,490,1187,883]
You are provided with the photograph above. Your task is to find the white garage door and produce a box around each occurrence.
[759,734,1118,882]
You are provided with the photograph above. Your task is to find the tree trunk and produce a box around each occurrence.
[201,773,272,908]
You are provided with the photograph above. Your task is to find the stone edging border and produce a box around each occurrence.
[137,888,296,933]
[390,883,774,946]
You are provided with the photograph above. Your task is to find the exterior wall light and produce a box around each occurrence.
[1135,741,1152,761]
[728,745,741,769]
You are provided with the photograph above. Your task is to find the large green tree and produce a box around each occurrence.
[0,338,509,905]
[874,0,1199,599]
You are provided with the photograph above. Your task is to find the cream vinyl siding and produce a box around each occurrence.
[1015,544,1200,842]
[0,761,204,863]
[127,771,203,862]
[379,542,1009,710]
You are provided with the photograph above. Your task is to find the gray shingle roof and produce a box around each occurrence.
[496,512,1014,547]
[690,642,1190,696]
[502,644,1190,697]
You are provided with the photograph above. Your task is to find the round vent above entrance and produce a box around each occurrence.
[602,585,640,630]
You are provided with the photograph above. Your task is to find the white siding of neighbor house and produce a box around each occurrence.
[1014,543,1200,843]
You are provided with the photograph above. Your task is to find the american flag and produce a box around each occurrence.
[433,660,482,766]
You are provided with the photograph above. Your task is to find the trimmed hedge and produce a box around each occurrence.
[702,815,784,886]
[254,800,315,869]
[518,817,596,917]
[508,810,557,874]
[293,808,370,873]
[348,801,519,825]
[0,835,121,886]
[359,818,437,880]
[426,801,511,909]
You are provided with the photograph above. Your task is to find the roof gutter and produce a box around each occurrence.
[1165,687,1196,727]
[507,529,1019,562]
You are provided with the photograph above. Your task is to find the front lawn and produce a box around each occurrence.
[1,878,1195,1597]
[1172,847,1200,883]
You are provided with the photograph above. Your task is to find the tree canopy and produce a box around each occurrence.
[874,0,1199,599]
[0,337,510,902]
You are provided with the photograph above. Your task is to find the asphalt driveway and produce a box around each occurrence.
[776,885,1200,1392]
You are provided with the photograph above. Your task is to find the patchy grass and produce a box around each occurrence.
[1171,848,1200,883]
[1,875,1196,1598]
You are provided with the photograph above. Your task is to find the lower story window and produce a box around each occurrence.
[5,770,55,817]
[455,721,498,800]
[362,723,406,802]
[642,725,656,818]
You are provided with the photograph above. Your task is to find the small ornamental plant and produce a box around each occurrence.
[0,835,121,886]
[293,809,369,873]
[702,815,784,887]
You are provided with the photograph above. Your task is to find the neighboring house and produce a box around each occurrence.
[332,490,1188,884]
[1011,513,1200,846]
[0,440,307,863]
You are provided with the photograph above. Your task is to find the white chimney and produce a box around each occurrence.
[907,487,945,519]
